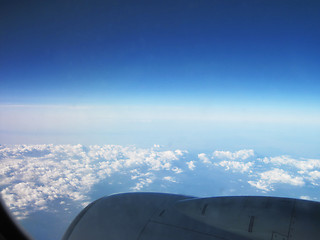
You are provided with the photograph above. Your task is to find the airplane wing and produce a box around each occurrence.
[62,192,320,240]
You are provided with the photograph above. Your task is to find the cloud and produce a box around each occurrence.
[198,153,210,163]
[307,171,320,185]
[212,149,254,160]
[163,176,177,183]
[248,168,305,191]
[199,149,320,193]
[172,167,183,174]
[186,161,196,170]
[260,156,320,172]
[131,178,154,191]
[300,195,312,200]
[0,144,187,219]
[199,149,255,173]
[216,160,253,173]
[1,145,320,220]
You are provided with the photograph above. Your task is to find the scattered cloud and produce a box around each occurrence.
[198,153,210,163]
[131,177,154,191]
[198,149,320,192]
[199,149,254,173]
[163,176,177,183]
[186,161,196,170]
[248,168,305,191]
[1,145,320,220]
[215,160,254,173]
[212,149,254,160]
[307,171,320,185]
[260,156,320,172]
[172,167,183,174]
[0,144,186,219]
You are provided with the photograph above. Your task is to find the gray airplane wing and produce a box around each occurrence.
[62,193,320,240]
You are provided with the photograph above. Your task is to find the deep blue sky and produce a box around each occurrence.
[1,0,320,105]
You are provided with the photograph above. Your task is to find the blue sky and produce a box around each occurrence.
[1,0,320,155]
[1,0,320,104]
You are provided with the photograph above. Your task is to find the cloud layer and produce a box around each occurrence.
[1,145,319,220]
[198,150,320,192]
[0,144,186,219]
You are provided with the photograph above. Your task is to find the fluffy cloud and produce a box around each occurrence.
[186,161,196,170]
[216,161,254,173]
[212,149,254,160]
[198,149,320,192]
[260,156,320,172]
[307,171,320,185]
[257,156,320,187]
[163,176,177,182]
[198,153,210,163]
[0,144,186,219]
[199,149,255,173]
[1,145,320,220]
[248,168,305,191]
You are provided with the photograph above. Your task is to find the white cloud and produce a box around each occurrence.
[300,196,312,200]
[131,178,153,191]
[212,149,254,160]
[163,176,176,183]
[198,153,210,163]
[186,161,196,170]
[216,161,253,173]
[308,171,320,180]
[260,156,320,172]
[248,168,305,191]
[306,170,320,185]
[1,145,320,220]
[0,144,186,219]
[175,149,187,156]
[172,167,183,174]
[201,149,255,173]
[203,149,320,192]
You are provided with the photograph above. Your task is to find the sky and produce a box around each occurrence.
[1,0,320,155]
[1,0,320,104]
